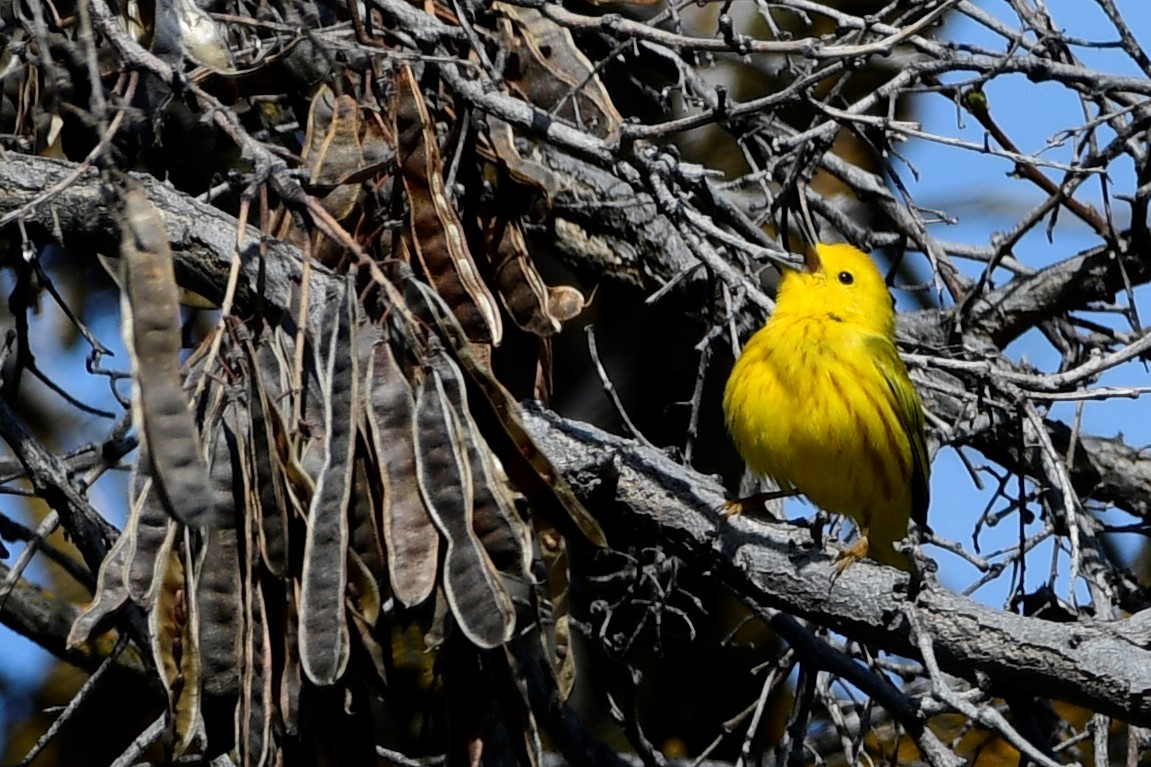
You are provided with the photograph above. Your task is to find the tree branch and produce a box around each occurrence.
[520,403,1151,726]
[0,562,150,681]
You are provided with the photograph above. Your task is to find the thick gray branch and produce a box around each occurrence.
[0,562,150,681]
[520,404,1151,725]
[0,154,336,330]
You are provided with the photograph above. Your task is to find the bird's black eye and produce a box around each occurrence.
[838,271,854,285]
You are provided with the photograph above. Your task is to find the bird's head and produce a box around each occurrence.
[776,243,897,336]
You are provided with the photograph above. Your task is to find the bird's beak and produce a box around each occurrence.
[803,245,822,274]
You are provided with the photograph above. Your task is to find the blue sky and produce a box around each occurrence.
[888,0,1151,607]
[0,288,129,743]
[1,0,1149,753]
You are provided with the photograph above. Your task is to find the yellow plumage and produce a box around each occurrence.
[723,243,930,570]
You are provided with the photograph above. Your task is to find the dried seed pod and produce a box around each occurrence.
[365,339,439,608]
[413,341,515,649]
[299,284,357,685]
[116,182,213,528]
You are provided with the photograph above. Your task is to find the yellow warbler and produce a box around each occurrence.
[723,243,930,571]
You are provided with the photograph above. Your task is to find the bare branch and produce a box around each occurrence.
[521,404,1151,726]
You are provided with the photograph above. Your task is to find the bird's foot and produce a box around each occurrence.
[833,536,870,578]
[716,491,792,523]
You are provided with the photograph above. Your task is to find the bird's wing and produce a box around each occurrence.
[865,336,931,529]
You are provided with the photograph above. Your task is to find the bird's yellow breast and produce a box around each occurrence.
[723,312,915,562]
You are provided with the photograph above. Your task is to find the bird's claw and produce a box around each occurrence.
[831,537,870,583]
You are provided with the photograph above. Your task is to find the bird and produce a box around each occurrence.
[722,242,930,571]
